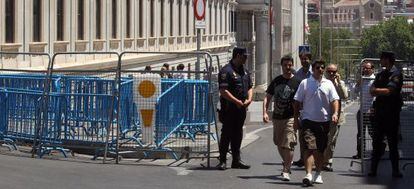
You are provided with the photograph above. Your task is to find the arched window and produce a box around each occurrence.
[370,12,374,20]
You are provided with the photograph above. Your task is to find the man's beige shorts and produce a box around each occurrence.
[273,118,297,150]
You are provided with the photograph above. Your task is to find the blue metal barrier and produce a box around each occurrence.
[155,80,185,147]
[0,73,214,159]
[0,90,17,151]
[118,78,142,146]
[0,74,61,92]
[181,80,214,141]
[161,79,214,141]
[61,77,116,143]
[0,89,66,155]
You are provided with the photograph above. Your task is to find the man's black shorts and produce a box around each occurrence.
[301,119,330,153]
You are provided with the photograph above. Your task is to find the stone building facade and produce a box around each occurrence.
[0,0,235,71]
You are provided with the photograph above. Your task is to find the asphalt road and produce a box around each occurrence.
[1,102,414,189]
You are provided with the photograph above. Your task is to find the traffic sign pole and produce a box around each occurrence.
[194,0,205,79]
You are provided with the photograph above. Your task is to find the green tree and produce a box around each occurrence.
[308,21,358,77]
[361,17,414,61]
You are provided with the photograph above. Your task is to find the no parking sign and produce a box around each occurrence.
[194,0,206,28]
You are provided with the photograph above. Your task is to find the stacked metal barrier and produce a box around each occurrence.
[358,58,414,173]
[0,51,217,167]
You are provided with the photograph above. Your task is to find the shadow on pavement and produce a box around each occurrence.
[262,162,283,166]
[238,175,277,180]
[265,181,303,186]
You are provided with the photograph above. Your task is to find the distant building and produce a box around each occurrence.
[319,0,384,36]
[0,0,234,71]
[235,0,305,97]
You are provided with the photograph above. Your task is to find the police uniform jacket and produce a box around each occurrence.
[218,60,252,111]
[373,66,403,116]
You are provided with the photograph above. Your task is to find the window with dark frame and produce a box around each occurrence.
[57,0,64,41]
[150,0,154,37]
[209,4,212,34]
[96,0,102,39]
[215,4,217,34]
[126,0,131,38]
[186,1,189,36]
[5,0,15,43]
[161,0,164,36]
[112,0,117,38]
[224,6,227,34]
[170,0,174,36]
[139,0,143,38]
[178,1,182,36]
[33,0,42,42]
[77,0,84,40]
[220,5,222,34]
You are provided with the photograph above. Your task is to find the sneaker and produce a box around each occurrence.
[313,172,323,184]
[281,172,290,181]
[323,163,333,172]
[302,173,313,187]
[293,159,304,167]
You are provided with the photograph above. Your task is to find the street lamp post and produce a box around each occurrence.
[319,0,323,59]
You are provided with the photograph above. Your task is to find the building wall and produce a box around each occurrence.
[0,0,233,70]
[274,0,305,75]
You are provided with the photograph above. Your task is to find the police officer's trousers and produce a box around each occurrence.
[371,111,400,172]
[219,106,247,163]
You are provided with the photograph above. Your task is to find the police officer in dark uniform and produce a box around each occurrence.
[217,47,253,170]
[369,51,403,178]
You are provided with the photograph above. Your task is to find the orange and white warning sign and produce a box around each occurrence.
[134,74,161,144]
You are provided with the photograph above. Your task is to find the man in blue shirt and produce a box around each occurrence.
[292,52,313,168]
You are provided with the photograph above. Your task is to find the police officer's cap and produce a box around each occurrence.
[380,51,395,61]
[232,47,250,58]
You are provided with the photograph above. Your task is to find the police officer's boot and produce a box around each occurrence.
[217,155,227,170]
[391,159,403,178]
[231,156,250,169]
[217,161,227,171]
[368,159,379,177]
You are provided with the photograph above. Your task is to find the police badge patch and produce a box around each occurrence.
[392,76,400,83]
[221,73,227,80]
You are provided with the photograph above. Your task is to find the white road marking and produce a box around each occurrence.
[169,167,193,176]
[245,125,272,138]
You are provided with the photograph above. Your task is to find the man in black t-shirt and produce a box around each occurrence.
[263,55,301,181]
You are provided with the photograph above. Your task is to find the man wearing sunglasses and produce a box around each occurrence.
[322,64,348,172]
[293,60,340,186]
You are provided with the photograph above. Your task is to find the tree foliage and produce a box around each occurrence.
[361,17,414,61]
[308,21,358,77]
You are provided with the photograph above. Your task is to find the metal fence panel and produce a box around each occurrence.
[118,51,216,165]
[359,58,414,173]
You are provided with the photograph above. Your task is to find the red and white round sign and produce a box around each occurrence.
[194,0,206,20]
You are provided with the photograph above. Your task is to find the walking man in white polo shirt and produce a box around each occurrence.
[293,60,340,186]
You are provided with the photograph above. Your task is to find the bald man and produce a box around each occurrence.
[323,64,348,172]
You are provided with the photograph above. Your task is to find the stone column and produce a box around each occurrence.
[253,10,269,96]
